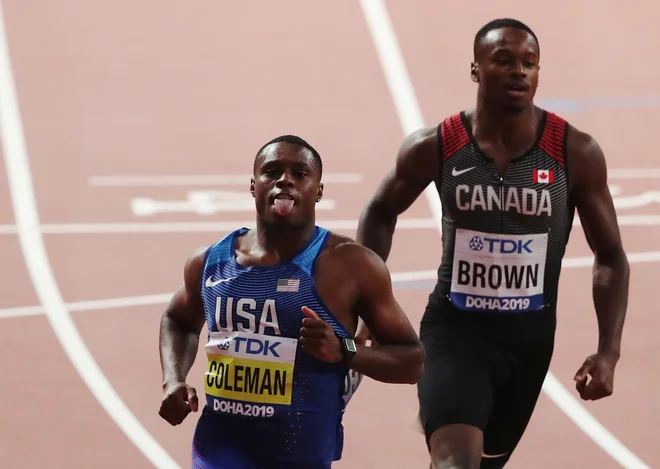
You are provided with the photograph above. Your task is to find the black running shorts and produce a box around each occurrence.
[417,297,555,466]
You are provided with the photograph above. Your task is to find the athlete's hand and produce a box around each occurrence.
[159,381,199,426]
[573,352,618,401]
[299,306,342,364]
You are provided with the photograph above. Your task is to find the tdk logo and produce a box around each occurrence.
[219,336,281,358]
[469,236,484,251]
[217,340,231,351]
[482,237,533,254]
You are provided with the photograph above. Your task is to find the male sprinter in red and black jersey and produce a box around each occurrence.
[356,18,630,469]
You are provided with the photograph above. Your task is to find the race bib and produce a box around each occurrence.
[450,228,548,313]
[203,330,297,418]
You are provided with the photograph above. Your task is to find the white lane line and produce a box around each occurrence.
[5,249,660,320]
[608,168,660,179]
[358,1,650,468]
[0,293,173,320]
[11,217,436,234]
[89,172,364,186]
[0,3,180,468]
[0,304,43,319]
[0,213,658,236]
[0,270,442,320]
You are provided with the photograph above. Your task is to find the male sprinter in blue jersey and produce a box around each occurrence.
[158,135,425,469]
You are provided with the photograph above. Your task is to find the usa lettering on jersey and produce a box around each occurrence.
[456,184,552,216]
[450,228,548,313]
[214,296,281,335]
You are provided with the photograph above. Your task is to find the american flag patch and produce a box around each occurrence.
[277,279,300,292]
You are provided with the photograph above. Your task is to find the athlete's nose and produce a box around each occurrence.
[275,170,295,188]
[511,60,527,78]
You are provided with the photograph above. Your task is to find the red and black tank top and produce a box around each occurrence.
[428,110,575,333]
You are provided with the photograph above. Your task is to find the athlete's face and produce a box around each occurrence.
[251,142,323,228]
[472,27,540,113]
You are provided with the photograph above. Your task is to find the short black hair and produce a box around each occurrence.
[254,134,323,176]
[473,18,539,59]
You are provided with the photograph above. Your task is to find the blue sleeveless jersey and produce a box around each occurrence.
[192,226,362,467]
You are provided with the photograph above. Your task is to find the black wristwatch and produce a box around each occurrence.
[339,337,357,367]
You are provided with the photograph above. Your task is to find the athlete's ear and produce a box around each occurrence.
[316,183,324,203]
[470,62,479,83]
[250,178,255,198]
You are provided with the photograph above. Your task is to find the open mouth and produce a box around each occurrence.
[272,193,295,216]
[505,82,529,95]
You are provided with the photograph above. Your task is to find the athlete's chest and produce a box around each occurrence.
[201,263,317,337]
[440,145,569,221]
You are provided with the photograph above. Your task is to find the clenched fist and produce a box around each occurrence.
[159,381,198,426]
[299,306,342,364]
[574,352,618,401]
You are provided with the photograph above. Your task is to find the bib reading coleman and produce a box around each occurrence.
[204,330,298,418]
[431,112,575,316]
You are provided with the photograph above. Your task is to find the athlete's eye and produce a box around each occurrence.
[492,55,511,66]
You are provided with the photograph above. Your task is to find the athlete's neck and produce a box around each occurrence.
[476,105,536,136]
[251,220,317,265]
[472,95,540,149]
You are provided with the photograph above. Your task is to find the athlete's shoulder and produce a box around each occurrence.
[436,110,472,160]
[531,108,571,164]
[439,109,469,130]
[182,245,211,292]
[403,125,439,148]
[182,229,241,282]
[562,119,605,165]
[559,120,608,188]
[564,119,598,151]
[185,245,210,268]
[320,233,389,277]
[394,125,442,179]
[321,232,361,257]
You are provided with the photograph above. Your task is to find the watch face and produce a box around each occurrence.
[344,338,358,353]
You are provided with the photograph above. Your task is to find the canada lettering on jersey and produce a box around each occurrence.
[456,184,552,216]
[214,296,281,335]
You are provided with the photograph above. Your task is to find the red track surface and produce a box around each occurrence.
[0,2,657,468]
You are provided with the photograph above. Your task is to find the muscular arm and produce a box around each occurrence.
[356,127,440,261]
[569,128,630,359]
[347,246,425,384]
[159,247,208,389]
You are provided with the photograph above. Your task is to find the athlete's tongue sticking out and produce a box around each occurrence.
[274,197,295,216]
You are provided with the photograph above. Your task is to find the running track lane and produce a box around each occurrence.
[0,1,656,468]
